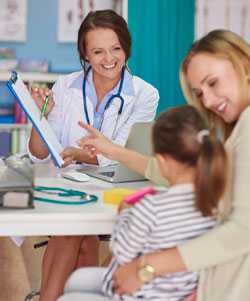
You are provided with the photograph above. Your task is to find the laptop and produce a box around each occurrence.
[79,122,153,183]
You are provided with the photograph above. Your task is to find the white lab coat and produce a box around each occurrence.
[28,70,159,166]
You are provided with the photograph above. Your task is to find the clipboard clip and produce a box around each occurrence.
[10,70,18,84]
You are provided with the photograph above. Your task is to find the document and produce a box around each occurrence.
[7,71,64,167]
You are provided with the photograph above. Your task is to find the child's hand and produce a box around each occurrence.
[118,200,132,213]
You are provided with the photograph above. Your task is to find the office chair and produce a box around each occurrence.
[24,289,40,301]
[23,238,49,301]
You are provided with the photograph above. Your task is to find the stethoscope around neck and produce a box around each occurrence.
[82,66,125,128]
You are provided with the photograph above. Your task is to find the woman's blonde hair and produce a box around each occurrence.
[180,30,250,139]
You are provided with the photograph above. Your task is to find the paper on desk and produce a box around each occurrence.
[6,72,64,168]
[10,236,25,247]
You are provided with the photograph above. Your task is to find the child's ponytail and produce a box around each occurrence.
[153,105,228,217]
[195,133,227,216]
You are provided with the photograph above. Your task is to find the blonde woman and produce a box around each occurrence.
[75,30,250,301]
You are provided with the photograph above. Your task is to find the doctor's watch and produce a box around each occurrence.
[137,256,155,284]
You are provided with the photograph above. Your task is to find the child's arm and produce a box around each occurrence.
[118,187,156,213]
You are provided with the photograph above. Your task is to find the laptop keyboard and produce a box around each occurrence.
[99,171,115,178]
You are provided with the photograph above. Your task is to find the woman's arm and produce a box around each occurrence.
[113,108,250,294]
[97,83,159,166]
[78,122,150,175]
[113,248,187,295]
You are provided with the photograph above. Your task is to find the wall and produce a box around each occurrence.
[0,0,195,110]
[0,0,80,73]
[128,0,195,112]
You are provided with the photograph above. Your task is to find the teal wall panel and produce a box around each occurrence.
[128,0,195,113]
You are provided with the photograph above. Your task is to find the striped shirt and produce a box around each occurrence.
[102,183,216,301]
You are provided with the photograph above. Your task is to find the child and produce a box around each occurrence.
[58,105,227,301]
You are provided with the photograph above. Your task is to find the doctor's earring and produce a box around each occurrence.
[125,63,132,74]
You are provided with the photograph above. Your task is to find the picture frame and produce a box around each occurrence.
[57,0,128,43]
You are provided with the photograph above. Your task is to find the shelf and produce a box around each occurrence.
[0,123,31,130]
[0,71,61,83]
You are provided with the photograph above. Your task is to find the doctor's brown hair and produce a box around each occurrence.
[153,105,227,216]
[77,9,131,70]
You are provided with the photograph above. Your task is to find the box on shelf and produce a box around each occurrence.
[18,59,49,73]
[0,48,18,71]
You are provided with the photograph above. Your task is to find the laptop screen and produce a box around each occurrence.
[81,122,153,183]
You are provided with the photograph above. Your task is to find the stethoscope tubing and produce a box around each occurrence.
[82,66,125,128]
[33,186,98,205]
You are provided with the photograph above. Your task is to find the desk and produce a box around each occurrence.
[0,163,148,236]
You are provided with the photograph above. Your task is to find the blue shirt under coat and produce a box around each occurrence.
[70,68,135,130]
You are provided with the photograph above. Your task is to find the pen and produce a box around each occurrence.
[40,94,49,120]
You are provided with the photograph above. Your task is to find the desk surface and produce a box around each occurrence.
[0,163,148,236]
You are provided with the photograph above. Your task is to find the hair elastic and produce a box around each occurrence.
[197,129,210,143]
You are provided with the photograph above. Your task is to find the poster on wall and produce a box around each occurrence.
[196,0,250,42]
[0,0,27,42]
[58,0,127,43]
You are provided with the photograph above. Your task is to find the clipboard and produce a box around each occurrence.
[6,71,64,167]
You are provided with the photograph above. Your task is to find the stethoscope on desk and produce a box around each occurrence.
[82,66,125,130]
[33,186,98,205]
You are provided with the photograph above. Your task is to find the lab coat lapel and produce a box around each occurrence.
[72,87,94,124]
[69,88,94,137]
[101,93,134,139]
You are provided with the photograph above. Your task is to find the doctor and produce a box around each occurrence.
[27,9,159,301]
[28,10,159,167]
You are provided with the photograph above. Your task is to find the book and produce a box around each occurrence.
[0,82,14,116]
[14,100,27,123]
[0,132,11,156]
[11,129,19,154]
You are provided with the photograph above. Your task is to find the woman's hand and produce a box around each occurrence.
[112,248,187,295]
[112,259,142,295]
[31,86,54,118]
[77,121,119,160]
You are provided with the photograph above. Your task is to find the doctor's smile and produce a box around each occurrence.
[85,28,126,83]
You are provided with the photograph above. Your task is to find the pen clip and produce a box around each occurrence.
[10,70,18,84]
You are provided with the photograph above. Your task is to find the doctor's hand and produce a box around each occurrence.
[61,147,79,167]
[77,121,119,160]
[31,86,54,118]
[61,146,98,167]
